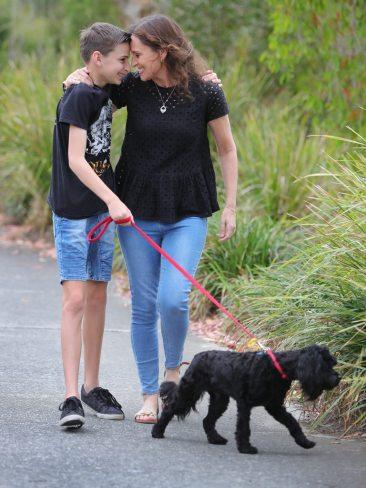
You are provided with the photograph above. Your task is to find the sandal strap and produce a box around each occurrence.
[134,410,158,423]
[135,410,157,418]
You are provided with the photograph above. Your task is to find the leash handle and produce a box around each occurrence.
[87,216,132,242]
[88,216,288,380]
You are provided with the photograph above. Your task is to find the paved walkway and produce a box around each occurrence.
[0,242,365,488]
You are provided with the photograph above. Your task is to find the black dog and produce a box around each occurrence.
[152,345,340,454]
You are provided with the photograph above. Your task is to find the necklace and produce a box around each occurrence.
[154,82,176,113]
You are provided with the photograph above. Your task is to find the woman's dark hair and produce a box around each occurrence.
[129,14,207,98]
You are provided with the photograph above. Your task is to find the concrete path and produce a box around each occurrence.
[0,242,365,488]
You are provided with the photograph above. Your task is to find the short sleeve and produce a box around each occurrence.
[205,83,229,122]
[109,74,130,109]
[58,85,96,129]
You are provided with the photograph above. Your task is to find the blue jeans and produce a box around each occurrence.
[118,217,208,394]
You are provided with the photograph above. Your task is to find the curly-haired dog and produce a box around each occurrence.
[152,345,340,454]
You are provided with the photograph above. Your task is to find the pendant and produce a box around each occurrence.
[160,105,167,114]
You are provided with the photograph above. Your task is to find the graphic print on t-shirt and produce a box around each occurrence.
[87,100,112,157]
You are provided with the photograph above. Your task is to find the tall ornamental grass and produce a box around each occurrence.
[233,102,329,220]
[220,132,366,434]
[1,62,56,226]
[0,53,78,228]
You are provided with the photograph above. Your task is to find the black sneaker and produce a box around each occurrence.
[59,396,85,429]
[81,385,125,420]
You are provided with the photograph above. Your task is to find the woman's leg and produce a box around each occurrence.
[118,220,163,416]
[158,217,208,382]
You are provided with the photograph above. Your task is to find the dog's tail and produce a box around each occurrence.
[160,376,203,420]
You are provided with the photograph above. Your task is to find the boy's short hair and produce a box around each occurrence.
[80,22,130,62]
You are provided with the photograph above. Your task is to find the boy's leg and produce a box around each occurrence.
[82,280,107,391]
[61,280,86,398]
[52,212,90,427]
[82,212,115,392]
[79,214,124,419]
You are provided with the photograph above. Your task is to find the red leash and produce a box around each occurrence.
[87,216,288,380]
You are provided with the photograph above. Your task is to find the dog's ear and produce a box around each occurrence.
[296,346,326,401]
[318,345,337,367]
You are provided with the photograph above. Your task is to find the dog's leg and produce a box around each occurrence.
[235,401,258,454]
[152,380,198,439]
[265,405,316,449]
[203,392,229,445]
[151,406,175,439]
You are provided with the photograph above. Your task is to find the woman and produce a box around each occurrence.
[66,14,237,423]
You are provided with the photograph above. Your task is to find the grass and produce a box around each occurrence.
[233,101,329,220]
[0,52,79,229]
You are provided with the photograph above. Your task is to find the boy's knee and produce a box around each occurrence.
[62,293,85,316]
[85,285,107,305]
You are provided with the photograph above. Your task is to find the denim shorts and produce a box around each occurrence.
[52,212,115,283]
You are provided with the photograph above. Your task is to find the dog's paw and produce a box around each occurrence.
[238,445,258,454]
[302,440,316,449]
[296,438,316,449]
[151,426,165,439]
[207,433,228,445]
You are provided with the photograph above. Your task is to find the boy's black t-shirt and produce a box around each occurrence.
[48,83,115,219]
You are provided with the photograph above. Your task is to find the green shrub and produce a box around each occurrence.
[1,0,124,62]
[157,0,270,65]
[191,214,299,319]
[261,0,366,128]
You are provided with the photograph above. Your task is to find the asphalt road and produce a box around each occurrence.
[0,241,365,488]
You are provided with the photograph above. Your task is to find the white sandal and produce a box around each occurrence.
[134,409,158,424]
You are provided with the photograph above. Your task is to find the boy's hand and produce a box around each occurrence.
[107,196,133,226]
[202,70,222,87]
[63,67,93,89]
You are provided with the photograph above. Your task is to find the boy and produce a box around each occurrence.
[48,23,132,429]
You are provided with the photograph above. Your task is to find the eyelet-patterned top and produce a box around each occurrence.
[110,72,229,223]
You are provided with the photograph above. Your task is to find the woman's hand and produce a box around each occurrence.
[63,67,93,89]
[202,69,222,87]
[219,206,236,241]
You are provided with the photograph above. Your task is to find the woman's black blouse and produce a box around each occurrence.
[110,73,229,223]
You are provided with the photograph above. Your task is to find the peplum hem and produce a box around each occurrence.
[116,166,219,223]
